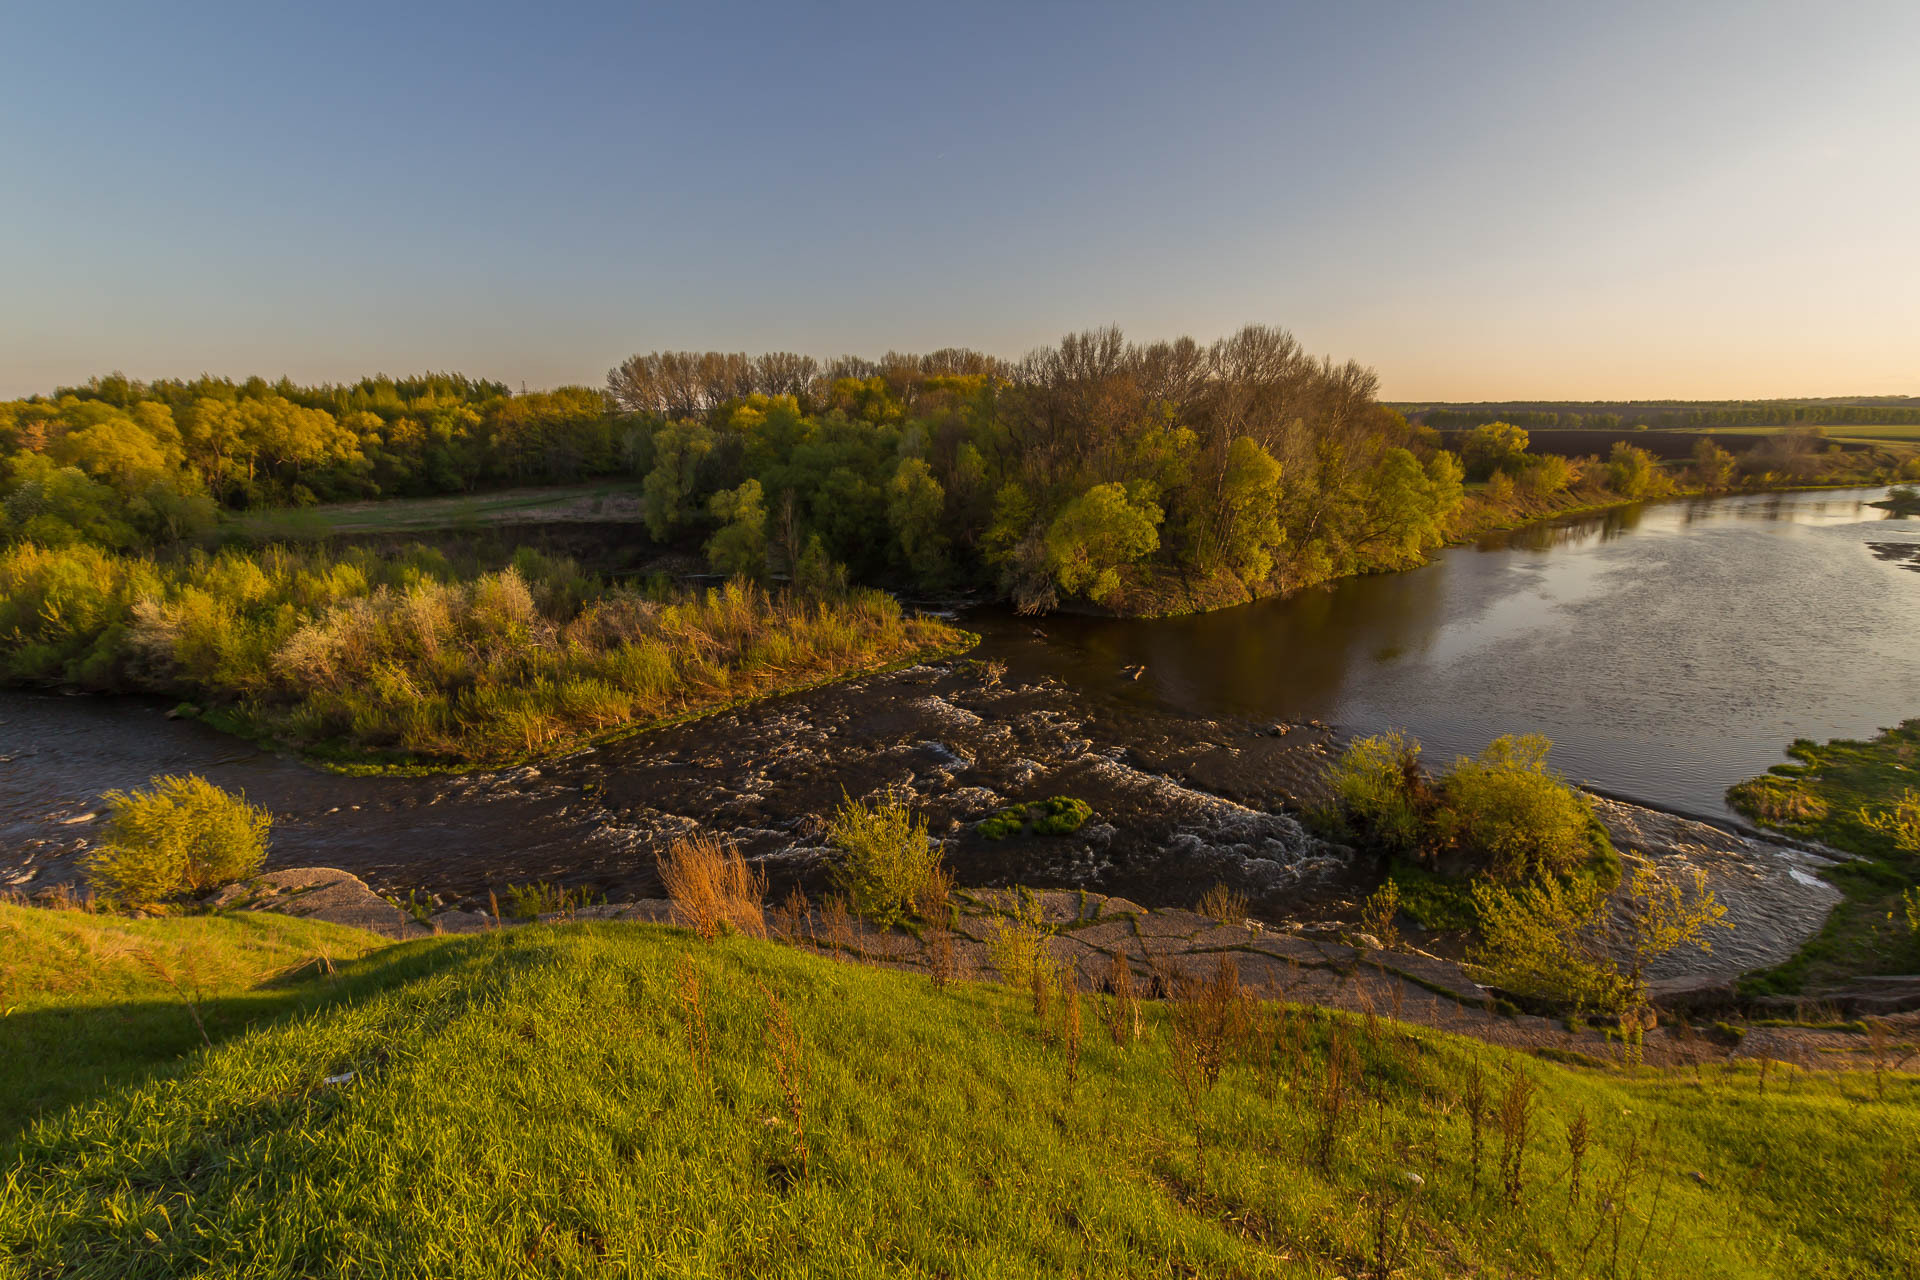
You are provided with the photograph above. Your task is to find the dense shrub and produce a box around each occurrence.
[1322,731,1424,854]
[1325,732,1609,885]
[1438,735,1609,882]
[1468,864,1727,1016]
[1467,876,1627,1015]
[85,774,270,907]
[828,794,943,929]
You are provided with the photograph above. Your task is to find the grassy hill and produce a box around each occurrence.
[2,905,1915,1278]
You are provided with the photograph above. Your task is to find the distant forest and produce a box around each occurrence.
[0,329,1465,611]
[4,334,1915,615]
[1397,397,1920,432]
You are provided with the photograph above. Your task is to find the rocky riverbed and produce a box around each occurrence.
[2,658,1854,998]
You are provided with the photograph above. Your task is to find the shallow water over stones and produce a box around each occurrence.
[0,663,1352,917]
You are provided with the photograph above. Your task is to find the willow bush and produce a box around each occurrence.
[827,793,943,929]
[85,774,270,907]
[1324,731,1611,885]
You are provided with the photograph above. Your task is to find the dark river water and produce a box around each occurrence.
[2,486,1915,898]
[975,486,1920,820]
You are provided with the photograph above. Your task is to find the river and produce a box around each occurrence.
[974,486,1920,820]
[3,485,1915,904]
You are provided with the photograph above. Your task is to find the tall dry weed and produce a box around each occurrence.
[1106,951,1140,1046]
[759,983,810,1181]
[1496,1070,1537,1207]
[657,831,766,942]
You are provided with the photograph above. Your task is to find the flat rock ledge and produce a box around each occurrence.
[202,870,1915,1070]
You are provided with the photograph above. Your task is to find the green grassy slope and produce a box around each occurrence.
[0,906,393,1130]
[2,912,1915,1278]
[1729,719,1920,995]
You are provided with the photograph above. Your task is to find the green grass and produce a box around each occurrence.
[0,905,391,1131]
[1729,720,1920,996]
[2,910,1917,1277]
[226,482,651,540]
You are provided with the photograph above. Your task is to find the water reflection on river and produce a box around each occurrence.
[975,487,1920,818]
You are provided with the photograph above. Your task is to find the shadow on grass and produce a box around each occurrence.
[0,934,478,1146]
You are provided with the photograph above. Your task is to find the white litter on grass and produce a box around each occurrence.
[322,1072,356,1086]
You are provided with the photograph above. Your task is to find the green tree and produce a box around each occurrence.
[642,422,716,539]
[0,454,139,549]
[1360,447,1460,561]
[1461,421,1529,480]
[704,479,768,578]
[1214,436,1285,583]
[886,457,949,582]
[1517,453,1572,499]
[1689,438,1736,490]
[1043,483,1162,604]
[1605,442,1660,499]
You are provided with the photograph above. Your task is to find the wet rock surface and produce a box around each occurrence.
[542,661,1351,916]
[0,666,1347,917]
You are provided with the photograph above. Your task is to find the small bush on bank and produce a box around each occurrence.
[1439,734,1610,883]
[1322,730,1424,854]
[828,794,942,929]
[503,881,602,920]
[1325,731,1610,885]
[983,891,1057,991]
[84,774,270,908]
[1467,876,1626,1016]
[1468,863,1729,1019]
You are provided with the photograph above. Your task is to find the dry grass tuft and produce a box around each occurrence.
[1195,882,1250,923]
[657,831,766,942]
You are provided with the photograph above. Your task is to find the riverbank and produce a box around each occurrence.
[1095,477,1907,620]
[1726,719,1920,1000]
[0,539,967,773]
[6,656,1864,1006]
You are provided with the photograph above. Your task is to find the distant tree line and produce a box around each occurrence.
[1409,401,1920,432]
[0,373,623,548]
[9,333,1910,613]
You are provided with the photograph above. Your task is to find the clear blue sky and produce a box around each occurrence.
[5,1,1916,401]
